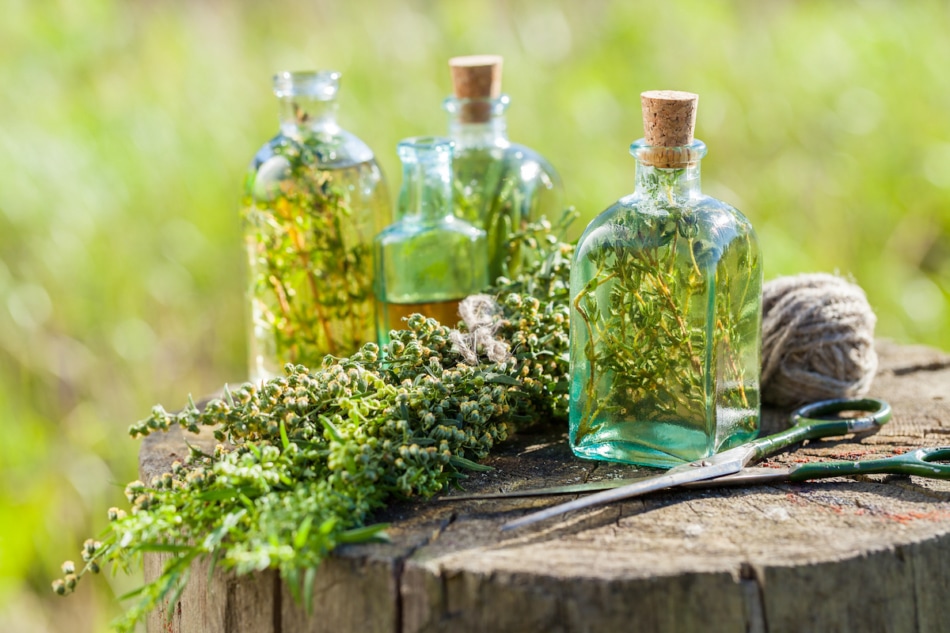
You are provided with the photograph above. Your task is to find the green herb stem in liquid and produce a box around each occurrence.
[244,79,389,380]
[569,147,762,468]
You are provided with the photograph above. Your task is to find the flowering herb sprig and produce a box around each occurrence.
[54,212,575,632]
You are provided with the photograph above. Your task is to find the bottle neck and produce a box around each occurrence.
[396,137,455,223]
[634,162,703,200]
[276,96,340,137]
[444,95,511,149]
[272,71,341,138]
[631,139,707,202]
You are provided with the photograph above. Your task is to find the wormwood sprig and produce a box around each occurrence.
[54,213,575,632]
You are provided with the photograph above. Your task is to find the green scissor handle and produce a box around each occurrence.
[789,446,950,481]
[747,397,892,463]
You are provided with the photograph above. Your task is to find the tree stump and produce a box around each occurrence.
[141,341,950,633]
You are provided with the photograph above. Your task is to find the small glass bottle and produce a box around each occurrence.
[375,137,488,347]
[243,71,390,381]
[569,91,762,468]
[445,55,563,282]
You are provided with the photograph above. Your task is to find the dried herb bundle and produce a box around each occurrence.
[54,213,574,631]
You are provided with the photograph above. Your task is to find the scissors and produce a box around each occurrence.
[441,398,950,531]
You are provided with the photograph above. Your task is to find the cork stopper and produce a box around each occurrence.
[640,90,699,168]
[449,55,503,123]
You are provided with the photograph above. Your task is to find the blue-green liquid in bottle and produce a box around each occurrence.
[569,139,762,468]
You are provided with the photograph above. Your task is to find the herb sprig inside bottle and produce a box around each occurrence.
[569,90,763,468]
[243,71,390,381]
[444,55,563,282]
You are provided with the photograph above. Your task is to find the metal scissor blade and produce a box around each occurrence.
[440,479,649,501]
[441,467,794,501]
[501,444,758,531]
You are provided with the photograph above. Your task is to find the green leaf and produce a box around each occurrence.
[279,419,290,452]
[117,584,150,601]
[318,517,338,536]
[337,523,390,544]
[136,543,194,553]
[318,414,343,442]
[286,567,301,605]
[484,374,521,386]
[196,488,240,502]
[164,567,190,620]
[303,567,316,615]
[294,516,313,550]
[207,548,223,585]
[551,381,570,394]
[449,455,493,472]
[202,509,247,550]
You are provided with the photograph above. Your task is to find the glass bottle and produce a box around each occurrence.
[445,55,563,282]
[243,71,390,381]
[569,91,762,468]
[375,137,488,347]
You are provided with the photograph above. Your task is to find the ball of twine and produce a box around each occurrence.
[761,273,878,407]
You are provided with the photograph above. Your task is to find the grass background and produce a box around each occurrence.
[2,0,949,630]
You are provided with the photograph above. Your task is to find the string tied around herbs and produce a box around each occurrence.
[450,274,878,409]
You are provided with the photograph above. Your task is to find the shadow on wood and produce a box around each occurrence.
[141,341,950,633]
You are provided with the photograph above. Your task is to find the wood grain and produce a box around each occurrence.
[142,340,950,632]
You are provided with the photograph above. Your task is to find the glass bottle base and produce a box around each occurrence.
[571,417,757,469]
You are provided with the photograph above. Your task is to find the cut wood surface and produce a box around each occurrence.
[141,340,950,633]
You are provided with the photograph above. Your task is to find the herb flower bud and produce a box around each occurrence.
[52,579,67,596]
[124,481,145,503]
[360,342,379,362]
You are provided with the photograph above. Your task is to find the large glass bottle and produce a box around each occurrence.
[569,91,762,468]
[375,137,488,347]
[445,55,563,282]
[243,71,389,381]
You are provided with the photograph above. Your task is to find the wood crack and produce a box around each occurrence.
[889,359,950,376]
[393,512,458,633]
[739,562,769,633]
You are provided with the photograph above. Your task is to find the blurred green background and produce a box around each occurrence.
[2,0,949,630]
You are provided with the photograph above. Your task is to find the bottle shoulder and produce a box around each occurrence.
[245,130,387,204]
[453,141,562,187]
[249,128,378,173]
[576,194,758,259]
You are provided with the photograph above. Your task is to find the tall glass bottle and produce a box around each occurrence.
[445,55,563,282]
[569,91,762,468]
[243,71,389,381]
[375,137,488,347]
